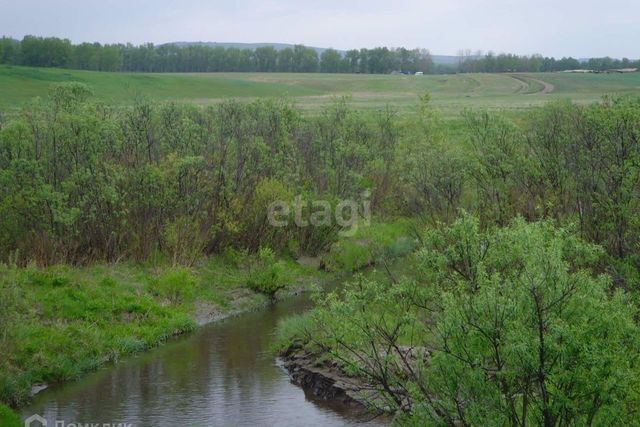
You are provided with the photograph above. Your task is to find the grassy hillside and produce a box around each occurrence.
[0,65,321,106]
[1,65,639,114]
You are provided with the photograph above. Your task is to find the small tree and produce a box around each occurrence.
[246,247,288,302]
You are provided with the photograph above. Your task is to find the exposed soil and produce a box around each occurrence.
[509,74,555,94]
[279,345,389,413]
[529,77,555,94]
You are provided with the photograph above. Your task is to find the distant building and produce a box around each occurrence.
[561,68,638,74]
[561,69,593,73]
[608,68,638,73]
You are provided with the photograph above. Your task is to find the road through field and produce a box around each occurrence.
[508,74,555,95]
[528,76,555,94]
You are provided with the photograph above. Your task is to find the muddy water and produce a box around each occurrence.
[22,291,388,427]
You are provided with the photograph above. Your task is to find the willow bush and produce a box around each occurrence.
[1,84,640,286]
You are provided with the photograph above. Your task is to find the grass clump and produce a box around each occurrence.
[148,268,198,304]
[0,403,21,427]
[271,312,316,353]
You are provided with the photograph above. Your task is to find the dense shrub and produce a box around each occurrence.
[0,91,385,265]
[3,86,640,284]
[291,216,640,425]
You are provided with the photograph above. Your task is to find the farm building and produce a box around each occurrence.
[608,68,638,73]
[561,69,594,73]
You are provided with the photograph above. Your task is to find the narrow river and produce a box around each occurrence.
[22,291,389,426]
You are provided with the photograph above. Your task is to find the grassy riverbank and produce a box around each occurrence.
[0,403,21,426]
[0,220,413,422]
[0,254,325,409]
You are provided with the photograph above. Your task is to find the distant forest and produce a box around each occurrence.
[0,36,638,74]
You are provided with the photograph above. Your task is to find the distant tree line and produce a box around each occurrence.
[1,36,637,74]
[0,36,433,74]
[455,49,640,73]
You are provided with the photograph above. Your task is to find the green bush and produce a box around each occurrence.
[246,247,288,301]
[148,268,198,304]
[324,240,371,272]
[220,247,249,268]
[323,220,416,271]
[417,216,639,425]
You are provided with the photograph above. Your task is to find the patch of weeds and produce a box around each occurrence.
[148,268,198,305]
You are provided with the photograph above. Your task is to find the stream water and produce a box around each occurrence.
[22,291,389,426]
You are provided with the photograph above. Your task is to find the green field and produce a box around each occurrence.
[1,65,639,114]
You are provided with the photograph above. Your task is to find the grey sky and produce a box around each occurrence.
[1,0,638,58]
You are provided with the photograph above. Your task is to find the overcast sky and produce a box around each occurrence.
[1,0,638,58]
